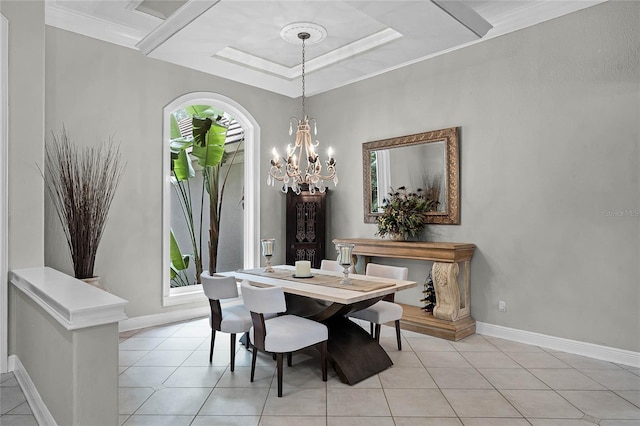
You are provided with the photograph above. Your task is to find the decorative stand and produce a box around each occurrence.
[261,239,275,272]
[332,238,476,341]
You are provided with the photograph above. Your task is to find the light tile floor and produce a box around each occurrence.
[1,371,38,426]
[117,317,640,426]
[5,317,638,426]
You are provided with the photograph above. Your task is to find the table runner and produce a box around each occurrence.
[238,268,395,292]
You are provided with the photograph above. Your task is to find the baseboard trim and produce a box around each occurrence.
[476,321,640,368]
[8,355,57,426]
[119,306,209,332]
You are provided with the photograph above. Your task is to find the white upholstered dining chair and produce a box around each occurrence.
[347,263,408,350]
[320,258,355,273]
[241,281,328,397]
[202,274,252,371]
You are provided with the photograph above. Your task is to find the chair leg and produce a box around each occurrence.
[369,322,374,337]
[374,324,381,343]
[287,352,292,367]
[321,341,327,382]
[230,333,237,372]
[243,332,252,350]
[395,320,402,350]
[276,353,283,397]
[209,329,216,363]
[250,346,258,382]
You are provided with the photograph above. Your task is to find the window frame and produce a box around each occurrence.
[162,93,260,306]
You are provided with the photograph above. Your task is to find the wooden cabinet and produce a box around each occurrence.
[286,187,327,268]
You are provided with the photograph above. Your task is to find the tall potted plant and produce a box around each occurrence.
[41,128,125,288]
[169,105,242,285]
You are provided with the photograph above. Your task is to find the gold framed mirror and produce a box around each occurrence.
[363,127,460,225]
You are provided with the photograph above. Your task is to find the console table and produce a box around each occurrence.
[332,238,476,341]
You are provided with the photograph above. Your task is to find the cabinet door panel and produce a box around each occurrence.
[286,188,326,268]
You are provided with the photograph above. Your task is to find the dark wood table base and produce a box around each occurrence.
[284,293,393,385]
[324,315,393,385]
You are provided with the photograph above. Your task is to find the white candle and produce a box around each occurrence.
[295,260,311,277]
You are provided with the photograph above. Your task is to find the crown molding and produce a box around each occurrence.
[45,1,149,49]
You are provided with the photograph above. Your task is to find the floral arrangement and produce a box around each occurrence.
[375,186,434,240]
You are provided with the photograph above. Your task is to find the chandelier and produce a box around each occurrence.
[267,24,338,195]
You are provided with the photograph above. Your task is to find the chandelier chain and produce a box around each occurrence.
[301,35,306,119]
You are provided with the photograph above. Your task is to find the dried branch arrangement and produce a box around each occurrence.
[42,128,125,279]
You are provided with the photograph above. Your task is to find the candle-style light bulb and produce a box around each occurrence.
[272,147,279,161]
[327,147,334,158]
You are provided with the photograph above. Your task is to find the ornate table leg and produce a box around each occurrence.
[432,261,469,321]
[432,262,459,321]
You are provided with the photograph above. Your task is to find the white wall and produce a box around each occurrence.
[44,26,295,318]
[312,1,640,352]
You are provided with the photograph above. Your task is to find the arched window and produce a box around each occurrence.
[162,93,260,306]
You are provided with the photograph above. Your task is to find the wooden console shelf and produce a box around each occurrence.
[332,238,476,341]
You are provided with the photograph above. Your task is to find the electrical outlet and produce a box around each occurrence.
[498,300,506,312]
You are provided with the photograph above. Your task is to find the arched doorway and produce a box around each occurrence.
[162,93,260,306]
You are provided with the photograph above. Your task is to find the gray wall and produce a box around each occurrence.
[44,27,295,317]
[313,1,639,352]
[1,1,45,270]
[1,0,46,360]
[11,288,119,425]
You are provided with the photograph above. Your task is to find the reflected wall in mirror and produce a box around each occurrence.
[363,127,460,225]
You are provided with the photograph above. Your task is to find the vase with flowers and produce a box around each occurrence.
[375,186,434,241]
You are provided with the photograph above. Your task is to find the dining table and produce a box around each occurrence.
[219,264,417,385]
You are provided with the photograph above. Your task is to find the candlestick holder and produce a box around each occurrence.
[261,238,275,272]
[336,243,355,285]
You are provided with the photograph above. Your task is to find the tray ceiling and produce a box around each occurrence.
[46,0,606,97]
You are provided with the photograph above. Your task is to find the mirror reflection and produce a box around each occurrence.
[363,127,460,225]
[369,141,446,214]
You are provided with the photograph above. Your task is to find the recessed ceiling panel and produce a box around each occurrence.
[45,0,608,97]
[144,0,492,96]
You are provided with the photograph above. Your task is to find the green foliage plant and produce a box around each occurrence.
[169,105,241,284]
[170,229,192,287]
[375,186,434,241]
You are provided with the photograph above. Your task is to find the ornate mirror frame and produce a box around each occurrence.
[362,126,460,225]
